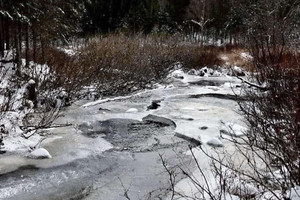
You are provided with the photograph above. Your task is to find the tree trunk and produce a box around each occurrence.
[5,19,10,50]
[32,24,37,63]
[0,17,4,57]
[41,37,45,64]
[27,81,37,108]
[15,22,22,76]
[25,23,29,68]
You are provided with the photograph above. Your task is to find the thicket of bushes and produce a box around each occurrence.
[37,35,247,97]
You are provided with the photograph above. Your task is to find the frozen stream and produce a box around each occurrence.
[0,70,245,200]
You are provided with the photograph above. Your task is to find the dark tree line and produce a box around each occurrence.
[3,0,295,68]
[0,0,254,61]
[81,0,242,38]
[82,0,190,34]
[0,0,84,74]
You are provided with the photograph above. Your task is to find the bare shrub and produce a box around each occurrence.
[180,45,224,70]
[75,34,240,96]
[21,34,247,99]
[24,47,87,97]
[77,35,171,95]
[162,1,300,199]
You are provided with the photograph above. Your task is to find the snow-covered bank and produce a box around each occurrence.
[0,49,77,159]
[0,55,36,155]
[0,63,247,197]
[4,63,294,200]
[0,63,246,164]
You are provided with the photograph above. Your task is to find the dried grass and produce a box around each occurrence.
[32,34,249,96]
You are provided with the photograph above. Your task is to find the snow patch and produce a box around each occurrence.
[207,137,224,147]
[221,123,247,137]
[28,79,36,85]
[29,148,52,159]
[126,108,138,113]
[240,52,253,60]
[171,69,185,79]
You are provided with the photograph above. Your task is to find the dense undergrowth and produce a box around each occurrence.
[35,34,248,98]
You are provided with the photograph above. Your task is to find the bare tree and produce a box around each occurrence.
[185,0,213,45]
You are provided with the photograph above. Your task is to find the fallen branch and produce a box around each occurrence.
[189,93,246,101]
[236,76,269,91]
[175,132,201,146]
[21,123,73,139]
[21,123,73,129]
[0,59,14,64]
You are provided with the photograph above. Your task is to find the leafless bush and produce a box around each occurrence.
[22,34,247,99]
[75,34,245,96]
[237,0,300,191]
[24,47,87,99]
[161,1,300,198]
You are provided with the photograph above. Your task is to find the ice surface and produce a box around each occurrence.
[0,66,251,200]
